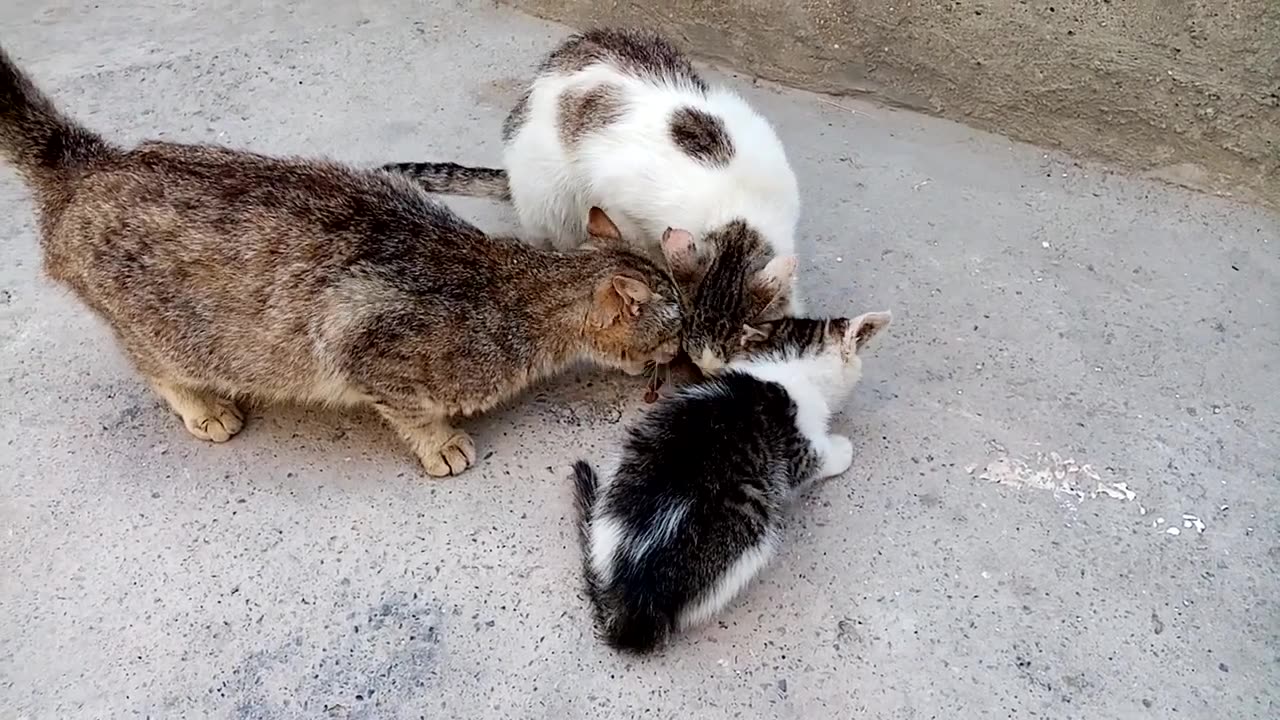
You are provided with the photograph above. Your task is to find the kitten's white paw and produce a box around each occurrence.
[820,434,854,478]
[420,431,477,477]
[180,398,245,443]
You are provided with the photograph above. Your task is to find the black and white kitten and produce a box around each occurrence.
[570,312,892,652]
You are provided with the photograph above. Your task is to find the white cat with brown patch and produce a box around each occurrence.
[386,28,804,369]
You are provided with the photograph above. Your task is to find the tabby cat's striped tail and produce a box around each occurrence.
[0,44,113,185]
[382,161,510,201]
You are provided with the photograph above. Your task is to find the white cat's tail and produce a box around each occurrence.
[381,161,510,201]
[0,45,114,186]
[571,460,668,653]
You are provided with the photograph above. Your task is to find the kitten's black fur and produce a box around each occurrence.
[572,319,845,653]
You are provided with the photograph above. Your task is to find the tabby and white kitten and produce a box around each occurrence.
[384,28,803,370]
[0,46,681,477]
[571,313,892,652]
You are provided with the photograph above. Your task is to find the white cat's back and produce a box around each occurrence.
[505,64,799,256]
[582,77,799,253]
[502,74,586,246]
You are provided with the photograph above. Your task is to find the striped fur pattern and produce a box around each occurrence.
[380,161,510,200]
[0,45,682,477]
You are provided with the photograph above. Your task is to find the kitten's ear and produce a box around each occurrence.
[749,254,797,318]
[740,322,775,347]
[587,207,624,243]
[660,228,698,274]
[843,311,893,354]
[755,255,797,291]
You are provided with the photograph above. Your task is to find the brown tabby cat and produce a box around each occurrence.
[0,47,682,477]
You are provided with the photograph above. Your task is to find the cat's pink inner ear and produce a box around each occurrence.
[660,228,698,273]
[846,310,893,352]
[661,228,694,257]
[587,207,623,242]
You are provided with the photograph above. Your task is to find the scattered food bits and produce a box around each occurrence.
[1166,527,1181,536]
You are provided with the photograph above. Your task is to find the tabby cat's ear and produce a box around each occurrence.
[612,276,652,316]
[843,311,893,354]
[587,207,624,243]
[740,322,775,347]
[660,228,698,275]
[587,275,653,328]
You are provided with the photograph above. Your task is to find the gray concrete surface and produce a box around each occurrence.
[508,0,1280,209]
[1,1,1277,718]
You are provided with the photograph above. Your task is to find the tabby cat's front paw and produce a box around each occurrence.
[180,398,244,443]
[419,431,477,477]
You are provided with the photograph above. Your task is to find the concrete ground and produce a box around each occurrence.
[0,1,1276,718]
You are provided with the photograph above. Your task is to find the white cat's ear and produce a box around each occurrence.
[843,311,892,354]
[587,207,624,243]
[740,322,775,347]
[660,228,697,273]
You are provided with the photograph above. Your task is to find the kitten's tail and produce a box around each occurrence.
[0,45,113,185]
[571,460,600,541]
[381,161,511,201]
[571,460,668,654]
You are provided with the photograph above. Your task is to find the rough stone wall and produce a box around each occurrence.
[504,0,1280,207]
